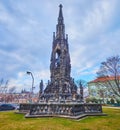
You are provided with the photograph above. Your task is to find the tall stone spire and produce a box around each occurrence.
[58,4,63,24]
[56,4,65,39]
[44,4,77,95]
[24,5,102,118]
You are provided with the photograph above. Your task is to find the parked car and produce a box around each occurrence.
[12,103,20,110]
[16,104,20,110]
[0,104,16,111]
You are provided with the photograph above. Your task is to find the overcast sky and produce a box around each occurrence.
[0,0,120,92]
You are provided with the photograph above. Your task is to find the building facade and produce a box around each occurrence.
[88,76,120,103]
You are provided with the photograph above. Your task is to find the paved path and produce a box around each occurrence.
[102,106,120,109]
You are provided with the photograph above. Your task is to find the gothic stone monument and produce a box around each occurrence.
[40,4,81,102]
[19,4,104,119]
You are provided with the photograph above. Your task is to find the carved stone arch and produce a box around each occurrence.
[55,47,61,67]
[54,43,61,51]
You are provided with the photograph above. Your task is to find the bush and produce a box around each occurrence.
[91,97,98,103]
[85,97,98,103]
[85,97,91,103]
[110,98,115,104]
[116,99,120,104]
[107,100,111,104]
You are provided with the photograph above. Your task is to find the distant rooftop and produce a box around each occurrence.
[88,76,120,83]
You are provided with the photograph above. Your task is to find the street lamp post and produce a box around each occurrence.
[26,71,35,102]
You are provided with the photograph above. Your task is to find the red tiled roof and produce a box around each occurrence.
[89,76,120,83]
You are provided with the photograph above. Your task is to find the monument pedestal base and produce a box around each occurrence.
[19,103,106,119]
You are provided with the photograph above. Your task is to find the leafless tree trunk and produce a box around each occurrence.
[9,86,16,94]
[97,56,120,97]
[0,78,4,93]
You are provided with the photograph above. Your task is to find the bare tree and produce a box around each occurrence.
[0,78,4,86]
[76,79,87,88]
[97,56,120,97]
[0,78,4,93]
[0,79,9,93]
[76,79,87,96]
[3,80,9,93]
[94,82,107,103]
[9,86,16,94]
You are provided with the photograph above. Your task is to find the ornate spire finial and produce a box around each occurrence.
[58,4,63,20]
[56,4,65,39]
[59,4,62,8]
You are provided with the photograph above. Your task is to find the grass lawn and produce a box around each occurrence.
[0,107,120,130]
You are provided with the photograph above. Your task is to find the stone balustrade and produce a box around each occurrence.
[19,103,102,116]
